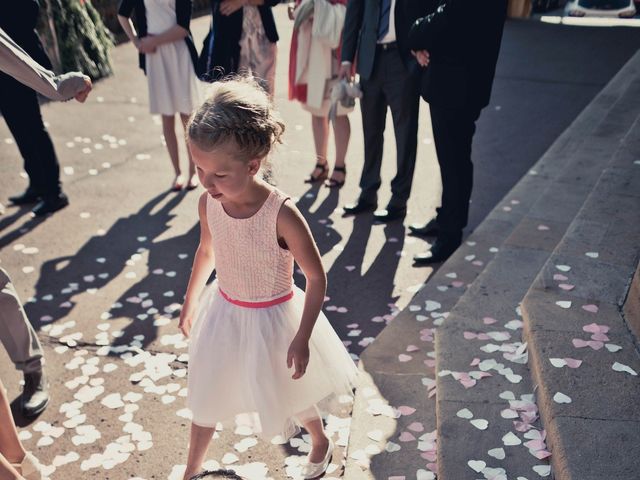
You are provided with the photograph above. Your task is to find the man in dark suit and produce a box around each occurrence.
[340,0,432,223]
[408,0,507,263]
[0,0,70,216]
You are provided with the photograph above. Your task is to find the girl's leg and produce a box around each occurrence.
[305,115,330,183]
[297,407,330,464]
[162,114,183,189]
[0,454,24,480]
[327,114,351,186]
[0,380,26,466]
[183,423,216,480]
[180,113,198,190]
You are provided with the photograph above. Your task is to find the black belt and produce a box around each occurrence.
[377,41,397,51]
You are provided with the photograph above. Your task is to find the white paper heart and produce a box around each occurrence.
[502,432,521,446]
[549,358,566,368]
[605,344,622,352]
[467,460,486,473]
[533,465,551,476]
[553,392,572,404]
[555,301,572,309]
[612,362,637,376]
[488,447,506,460]
[470,419,489,430]
[456,408,473,419]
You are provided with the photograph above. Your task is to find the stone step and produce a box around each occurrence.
[433,51,640,480]
[343,49,640,480]
[521,113,640,479]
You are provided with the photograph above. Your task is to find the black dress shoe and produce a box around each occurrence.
[9,190,41,205]
[408,218,439,237]
[343,200,377,216]
[32,193,69,216]
[22,370,50,417]
[413,237,461,265]
[373,205,407,223]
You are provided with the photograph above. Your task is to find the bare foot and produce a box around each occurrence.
[308,435,330,463]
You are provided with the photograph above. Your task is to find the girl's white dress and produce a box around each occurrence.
[144,0,201,115]
[187,188,358,439]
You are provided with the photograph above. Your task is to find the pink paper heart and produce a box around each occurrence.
[483,317,497,324]
[408,422,424,432]
[459,377,477,389]
[558,284,575,291]
[421,452,437,462]
[424,359,436,368]
[524,439,546,451]
[427,463,437,473]
[470,358,480,366]
[406,345,420,352]
[582,304,599,313]
[452,281,465,288]
[564,358,583,368]
[588,340,604,350]
[397,405,416,416]
[533,450,552,460]
[553,274,568,281]
[583,323,609,333]
[398,354,412,362]
[591,333,609,341]
[399,431,416,442]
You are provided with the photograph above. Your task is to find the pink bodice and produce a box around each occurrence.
[206,189,295,302]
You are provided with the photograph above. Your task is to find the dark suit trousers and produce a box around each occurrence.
[358,47,419,208]
[0,72,62,198]
[430,104,481,238]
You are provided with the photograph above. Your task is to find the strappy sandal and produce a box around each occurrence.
[325,165,346,188]
[304,162,329,184]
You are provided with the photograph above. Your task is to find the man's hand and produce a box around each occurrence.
[338,62,353,82]
[220,0,247,16]
[411,50,430,68]
[74,76,92,103]
[287,334,310,380]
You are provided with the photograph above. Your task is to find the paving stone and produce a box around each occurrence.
[531,254,634,307]
[546,416,640,480]
[504,216,568,253]
[438,400,546,480]
[526,328,640,423]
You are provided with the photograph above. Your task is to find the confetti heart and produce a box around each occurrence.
[398,406,416,416]
[605,344,622,352]
[582,304,598,313]
[553,273,568,281]
[488,448,505,460]
[502,432,521,446]
[467,460,486,473]
[385,441,401,453]
[398,354,412,362]
[533,465,551,477]
[555,265,571,272]
[558,283,575,291]
[585,252,599,258]
[399,431,416,442]
[555,301,572,309]
[408,422,424,432]
[553,392,572,404]
[612,362,637,376]
[549,358,567,368]
[456,408,473,419]
[470,419,489,430]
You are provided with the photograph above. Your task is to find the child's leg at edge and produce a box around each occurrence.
[162,114,182,181]
[183,422,216,480]
[297,406,330,463]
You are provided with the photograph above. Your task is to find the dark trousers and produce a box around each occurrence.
[0,72,62,199]
[358,46,419,208]
[430,104,481,239]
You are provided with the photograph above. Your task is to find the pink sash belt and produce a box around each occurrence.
[219,288,294,309]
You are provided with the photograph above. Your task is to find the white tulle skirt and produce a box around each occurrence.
[187,282,358,440]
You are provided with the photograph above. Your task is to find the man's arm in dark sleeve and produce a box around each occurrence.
[341,0,365,63]
[407,0,453,51]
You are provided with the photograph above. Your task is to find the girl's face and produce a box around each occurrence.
[189,141,261,203]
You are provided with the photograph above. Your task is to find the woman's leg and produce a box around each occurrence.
[182,423,216,480]
[328,114,351,185]
[162,114,183,189]
[305,115,330,182]
[180,113,198,189]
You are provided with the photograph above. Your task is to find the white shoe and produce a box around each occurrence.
[12,452,45,480]
[301,438,334,479]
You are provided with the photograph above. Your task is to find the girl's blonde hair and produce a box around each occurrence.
[187,77,285,163]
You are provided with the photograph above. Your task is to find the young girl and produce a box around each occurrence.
[179,78,358,480]
[118,0,201,191]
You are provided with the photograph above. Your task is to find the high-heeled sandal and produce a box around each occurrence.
[304,162,329,183]
[325,165,346,188]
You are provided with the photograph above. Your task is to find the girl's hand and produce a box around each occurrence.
[220,0,247,16]
[179,302,197,338]
[287,335,310,380]
[287,2,295,20]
